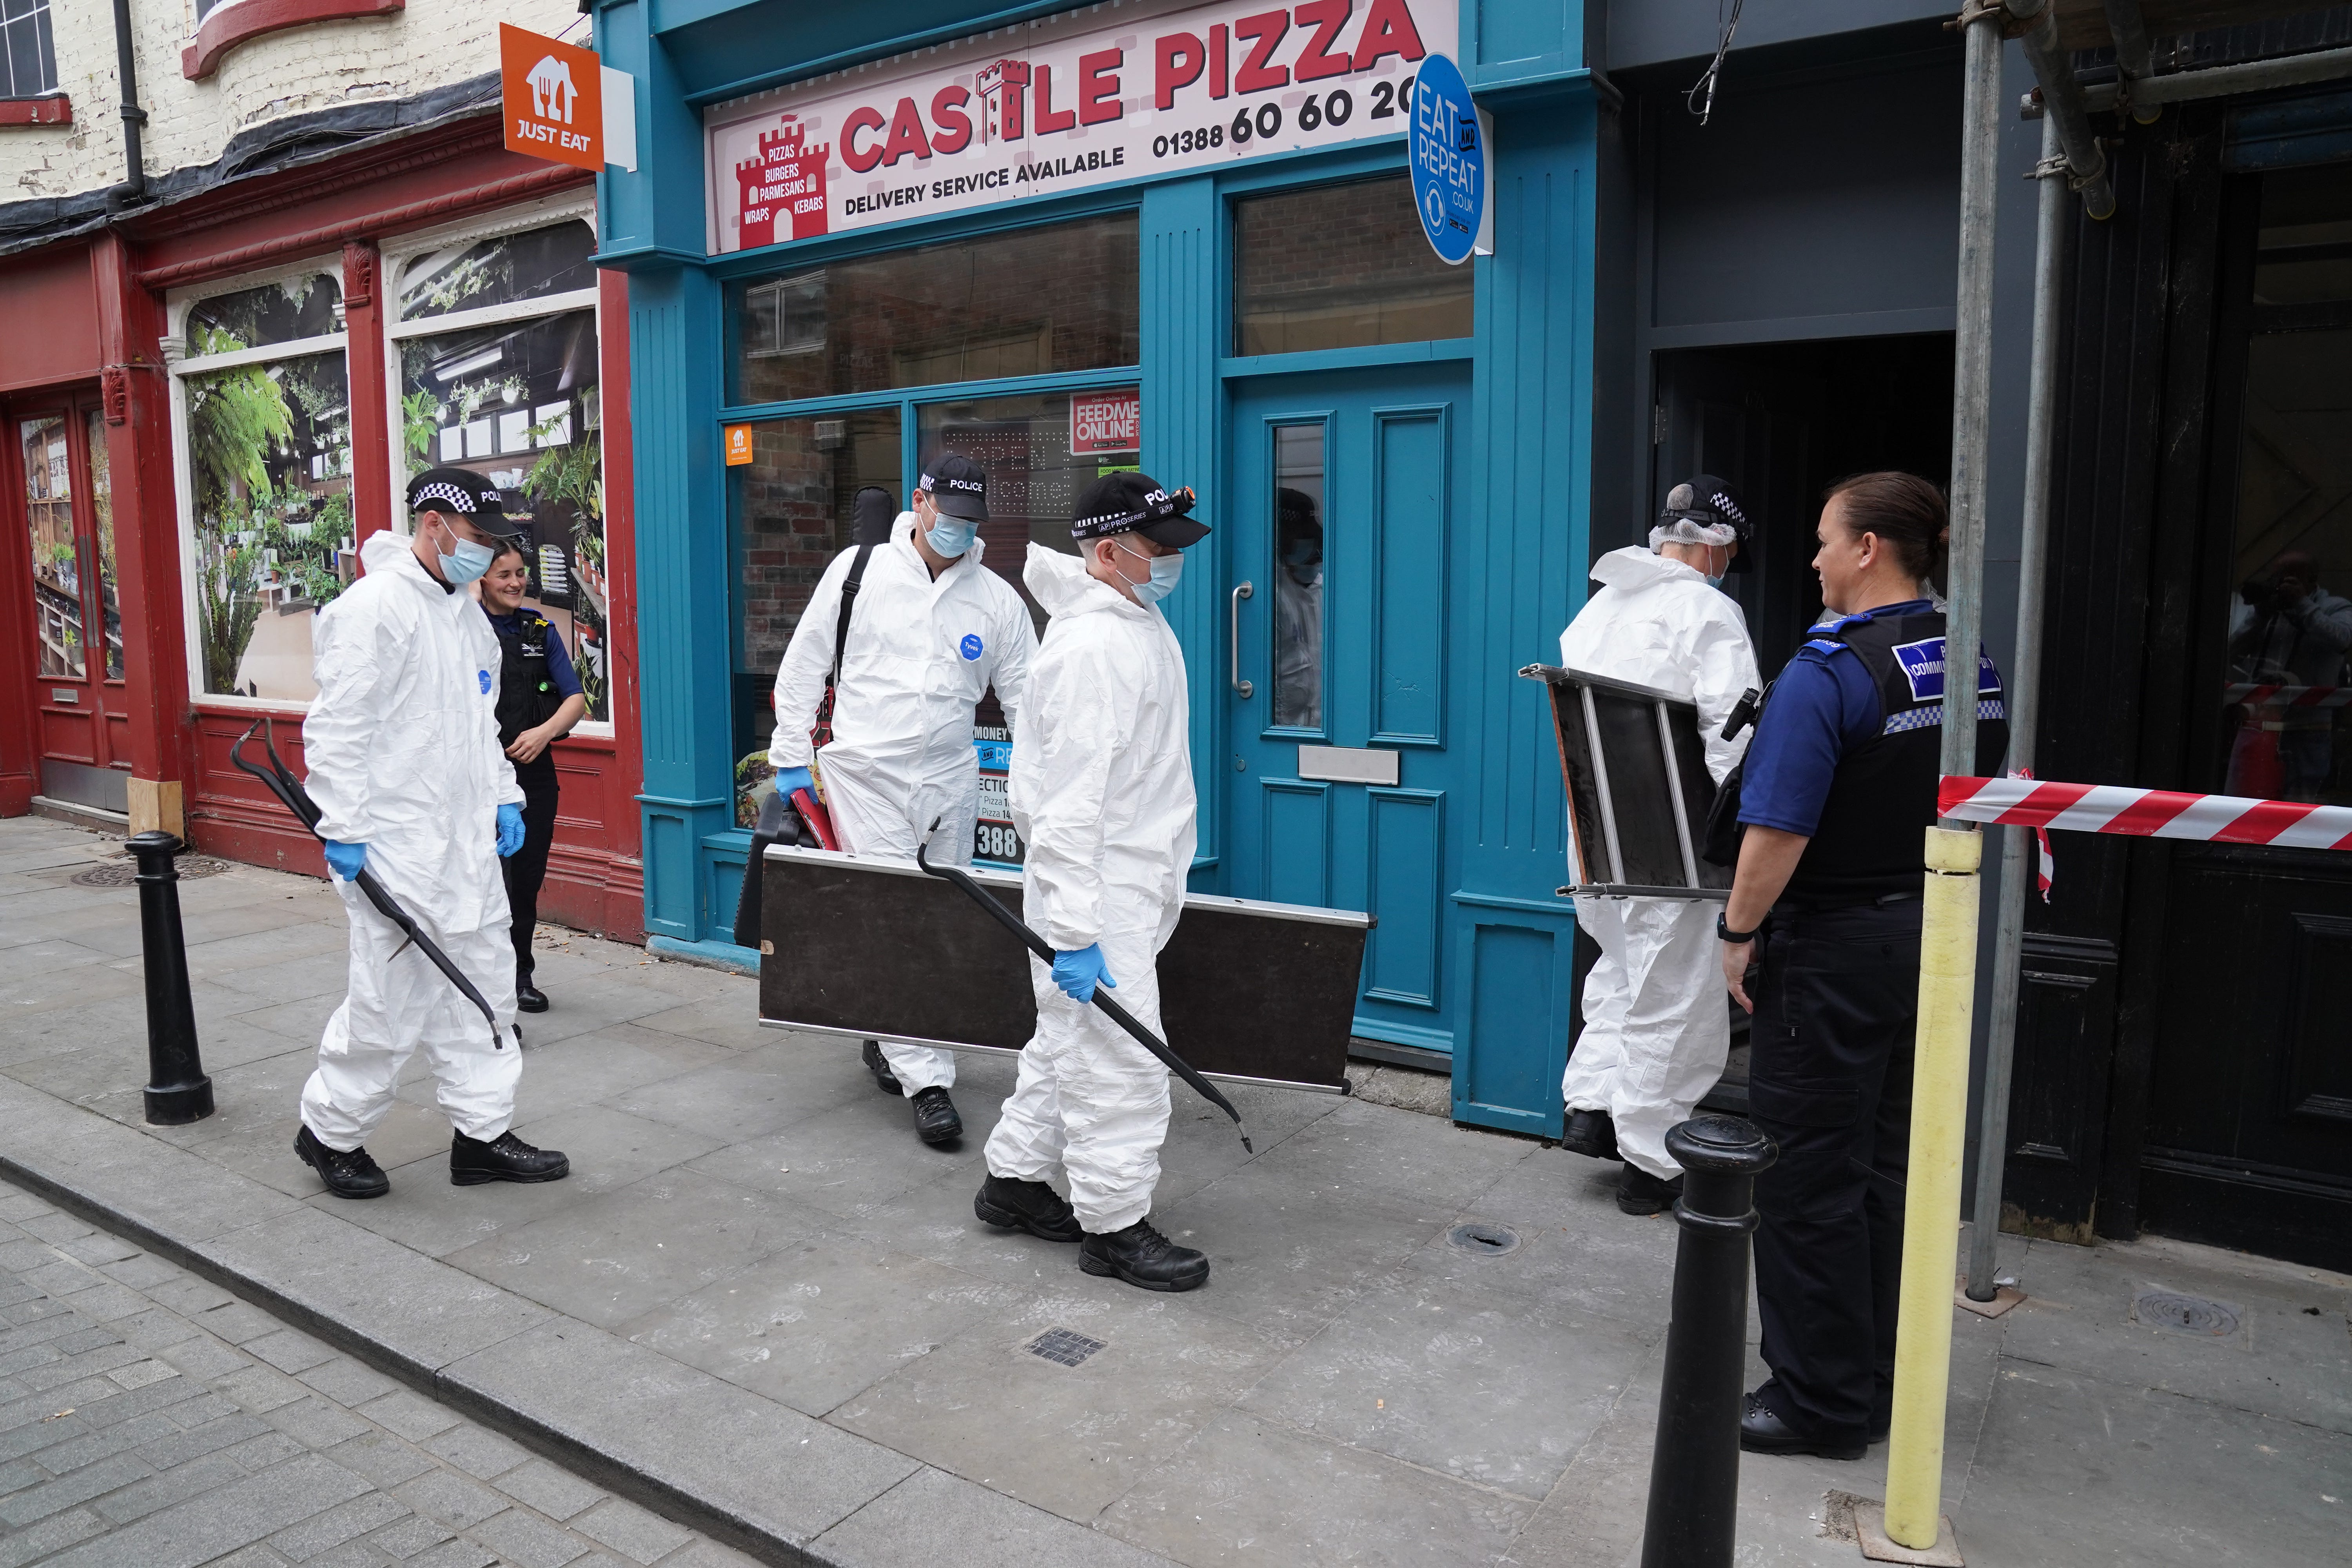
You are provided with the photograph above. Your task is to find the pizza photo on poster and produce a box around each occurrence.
[707,0,1457,254]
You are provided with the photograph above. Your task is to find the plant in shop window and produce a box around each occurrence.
[185,322,356,697]
[521,414,607,721]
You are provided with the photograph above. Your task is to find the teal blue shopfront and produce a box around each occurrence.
[592,0,1604,1135]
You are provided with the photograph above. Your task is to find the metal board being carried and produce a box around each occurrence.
[1521,662,1730,900]
[754,843,1369,1093]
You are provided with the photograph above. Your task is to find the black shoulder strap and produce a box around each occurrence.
[828,543,875,687]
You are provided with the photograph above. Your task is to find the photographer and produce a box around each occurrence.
[1715,472,2006,1461]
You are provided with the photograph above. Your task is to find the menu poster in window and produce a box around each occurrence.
[706,0,1456,254]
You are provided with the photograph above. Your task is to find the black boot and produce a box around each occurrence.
[1616,1163,1683,1216]
[1080,1218,1209,1292]
[1561,1108,1619,1161]
[861,1039,902,1096]
[973,1175,1083,1242]
[909,1086,962,1146]
[451,1130,571,1186]
[515,982,549,1014]
[295,1125,388,1200]
[1739,1389,1866,1461]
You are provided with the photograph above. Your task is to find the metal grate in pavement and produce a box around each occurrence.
[2133,1291,2241,1338]
[71,856,231,886]
[1028,1328,1107,1367]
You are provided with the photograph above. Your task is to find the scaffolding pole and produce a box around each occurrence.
[1967,113,2066,1304]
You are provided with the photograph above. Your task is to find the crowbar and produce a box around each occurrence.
[915,820,1252,1152]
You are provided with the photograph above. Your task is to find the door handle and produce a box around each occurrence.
[1230,581,1254,699]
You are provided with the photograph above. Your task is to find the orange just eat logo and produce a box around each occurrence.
[501,25,603,172]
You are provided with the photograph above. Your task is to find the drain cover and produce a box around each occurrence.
[71,857,232,887]
[1446,1221,1522,1257]
[2133,1291,2240,1338]
[1028,1328,1107,1367]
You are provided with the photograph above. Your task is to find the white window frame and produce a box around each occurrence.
[381,194,613,737]
[164,252,350,716]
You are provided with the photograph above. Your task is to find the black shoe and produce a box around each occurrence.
[1080,1218,1209,1293]
[450,1130,571,1186]
[1561,1108,1619,1161]
[973,1175,1083,1242]
[1616,1164,1684,1216]
[515,983,549,1014]
[910,1086,962,1145]
[1739,1390,1866,1461]
[861,1040,903,1096]
[295,1125,389,1200]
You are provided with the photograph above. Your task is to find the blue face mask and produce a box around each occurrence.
[434,525,496,587]
[925,516,976,558]
[1121,543,1183,607]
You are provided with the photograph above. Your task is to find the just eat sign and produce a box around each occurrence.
[501,25,604,173]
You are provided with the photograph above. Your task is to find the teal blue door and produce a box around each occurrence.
[1223,366,1470,1058]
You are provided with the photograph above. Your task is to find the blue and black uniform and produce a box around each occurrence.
[1736,599,2007,1448]
[487,608,582,989]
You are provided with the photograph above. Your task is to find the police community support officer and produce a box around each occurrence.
[768,452,1035,1147]
[1714,472,2007,1461]
[478,538,588,1015]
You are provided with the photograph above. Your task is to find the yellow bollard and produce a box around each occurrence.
[1883,824,1983,1553]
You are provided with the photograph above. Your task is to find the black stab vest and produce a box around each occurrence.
[492,609,563,766]
[1781,609,2010,909]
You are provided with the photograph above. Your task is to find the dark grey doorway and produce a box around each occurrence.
[1651,334,1956,677]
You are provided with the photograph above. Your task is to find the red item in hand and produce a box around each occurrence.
[791,787,840,851]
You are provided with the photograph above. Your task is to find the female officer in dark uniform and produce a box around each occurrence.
[1714,472,2007,1461]
[481,541,588,1013]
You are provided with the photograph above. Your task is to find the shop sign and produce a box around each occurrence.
[500,25,639,173]
[1407,53,1488,265]
[1070,389,1140,455]
[724,424,755,465]
[707,0,1457,255]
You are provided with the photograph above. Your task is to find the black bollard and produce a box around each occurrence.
[1639,1114,1776,1568]
[127,832,214,1125]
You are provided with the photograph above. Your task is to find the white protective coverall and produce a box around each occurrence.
[984,544,1196,1234]
[1557,545,1761,1180]
[769,513,1035,1091]
[299,531,524,1149]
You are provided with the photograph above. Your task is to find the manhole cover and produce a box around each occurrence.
[71,857,232,887]
[1028,1328,1106,1367]
[2133,1291,2240,1338]
[1446,1221,1522,1257]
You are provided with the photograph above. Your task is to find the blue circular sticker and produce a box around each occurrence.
[959,634,984,661]
[1408,54,1485,268]
[477,670,492,694]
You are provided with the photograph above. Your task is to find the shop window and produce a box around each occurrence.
[914,387,1142,610]
[397,219,598,321]
[729,408,903,767]
[84,407,118,679]
[18,416,76,678]
[728,213,1139,406]
[1,0,57,100]
[390,216,609,724]
[1233,175,1474,356]
[174,271,352,705]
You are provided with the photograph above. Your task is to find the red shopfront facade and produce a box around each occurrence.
[0,111,646,941]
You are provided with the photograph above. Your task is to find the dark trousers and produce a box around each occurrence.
[1747,900,1920,1445]
[503,764,559,985]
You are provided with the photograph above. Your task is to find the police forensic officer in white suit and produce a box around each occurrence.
[294,468,571,1198]
[1555,475,1762,1214]
[769,453,1036,1145]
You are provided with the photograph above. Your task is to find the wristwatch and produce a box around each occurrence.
[1717,912,1760,944]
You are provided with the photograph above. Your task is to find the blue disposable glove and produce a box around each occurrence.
[1050,944,1117,1004]
[495,802,526,858]
[775,765,815,800]
[322,840,367,882]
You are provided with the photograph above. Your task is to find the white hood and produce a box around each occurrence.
[1590,544,1709,592]
[359,528,434,585]
[1023,541,1151,623]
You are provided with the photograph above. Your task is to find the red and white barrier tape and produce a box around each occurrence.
[2222,683,2352,709]
[2009,769,2054,901]
[1940,776,2352,851]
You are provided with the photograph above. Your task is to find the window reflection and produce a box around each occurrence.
[187,274,342,350]
[397,221,597,321]
[1272,425,1326,730]
[1234,176,1475,356]
[2221,324,2352,804]
[83,408,119,680]
[20,416,79,679]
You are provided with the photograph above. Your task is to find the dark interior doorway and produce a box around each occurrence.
[1651,333,1956,678]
